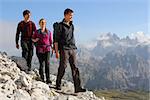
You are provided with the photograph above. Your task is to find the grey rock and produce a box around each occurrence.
[14,89,31,100]
[11,56,28,71]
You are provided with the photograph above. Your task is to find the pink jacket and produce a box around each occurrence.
[32,29,52,53]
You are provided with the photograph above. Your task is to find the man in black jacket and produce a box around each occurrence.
[54,8,86,93]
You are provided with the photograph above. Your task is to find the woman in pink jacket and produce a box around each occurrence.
[32,18,52,84]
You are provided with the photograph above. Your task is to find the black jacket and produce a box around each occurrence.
[54,19,77,50]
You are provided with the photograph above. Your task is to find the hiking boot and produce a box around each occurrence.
[55,86,61,90]
[46,80,52,84]
[40,78,45,83]
[28,68,31,71]
[75,87,86,93]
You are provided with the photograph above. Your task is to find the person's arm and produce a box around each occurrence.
[49,31,53,47]
[54,42,59,59]
[32,30,39,42]
[15,23,21,49]
[53,23,61,59]
[31,22,37,41]
[32,22,36,33]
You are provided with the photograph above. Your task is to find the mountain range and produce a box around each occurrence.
[76,32,150,91]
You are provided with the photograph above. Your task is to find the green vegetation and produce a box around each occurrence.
[93,90,150,100]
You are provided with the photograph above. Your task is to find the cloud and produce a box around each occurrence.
[131,31,150,43]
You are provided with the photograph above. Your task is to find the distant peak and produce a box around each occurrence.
[97,33,120,41]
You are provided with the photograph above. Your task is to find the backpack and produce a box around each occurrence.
[53,22,61,43]
[53,22,62,50]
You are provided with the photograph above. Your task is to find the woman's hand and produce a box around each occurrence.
[32,38,39,42]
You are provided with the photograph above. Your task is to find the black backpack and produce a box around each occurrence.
[53,22,62,50]
[53,22,62,44]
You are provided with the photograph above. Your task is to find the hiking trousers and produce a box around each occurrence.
[21,40,33,71]
[36,51,50,82]
[56,49,81,89]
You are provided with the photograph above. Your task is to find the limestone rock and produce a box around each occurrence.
[14,89,31,100]
[0,52,104,100]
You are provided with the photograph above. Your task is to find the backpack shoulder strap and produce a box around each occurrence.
[72,24,74,32]
[47,30,51,37]
[29,21,33,36]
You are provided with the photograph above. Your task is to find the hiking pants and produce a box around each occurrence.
[36,51,50,82]
[21,40,33,70]
[56,49,81,89]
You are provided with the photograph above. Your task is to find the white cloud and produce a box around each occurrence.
[96,33,111,41]
[131,31,150,43]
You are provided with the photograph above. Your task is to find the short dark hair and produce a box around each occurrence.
[64,8,73,15]
[23,10,30,16]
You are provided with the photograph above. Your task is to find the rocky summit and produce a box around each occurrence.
[0,52,105,100]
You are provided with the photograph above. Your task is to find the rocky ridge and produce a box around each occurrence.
[0,52,104,100]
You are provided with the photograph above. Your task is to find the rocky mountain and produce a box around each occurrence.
[86,52,149,91]
[77,32,150,91]
[0,52,104,100]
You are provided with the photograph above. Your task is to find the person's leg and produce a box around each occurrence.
[27,48,33,71]
[37,52,45,82]
[22,49,28,60]
[21,41,33,71]
[27,42,33,71]
[21,41,28,60]
[56,50,69,90]
[45,51,51,84]
[69,50,86,93]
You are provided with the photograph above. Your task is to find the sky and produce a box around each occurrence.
[0,0,149,56]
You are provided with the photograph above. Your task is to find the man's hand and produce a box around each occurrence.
[32,38,39,42]
[55,51,59,59]
[54,42,59,59]
[16,44,19,49]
